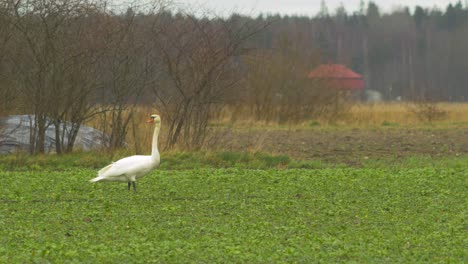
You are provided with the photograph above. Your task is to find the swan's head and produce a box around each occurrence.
[147,114,161,124]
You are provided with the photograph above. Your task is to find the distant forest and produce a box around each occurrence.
[238,1,468,101]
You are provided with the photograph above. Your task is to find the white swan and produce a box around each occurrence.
[90,114,161,191]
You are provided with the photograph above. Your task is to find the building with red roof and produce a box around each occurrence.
[307,64,364,90]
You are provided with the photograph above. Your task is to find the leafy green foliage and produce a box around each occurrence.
[381,121,399,127]
[309,120,321,127]
[0,165,466,262]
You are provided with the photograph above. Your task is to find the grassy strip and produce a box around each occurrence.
[1,150,468,171]
[0,151,330,171]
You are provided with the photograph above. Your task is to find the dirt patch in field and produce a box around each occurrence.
[208,127,468,164]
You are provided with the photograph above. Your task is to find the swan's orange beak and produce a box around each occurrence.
[147,118,154,123]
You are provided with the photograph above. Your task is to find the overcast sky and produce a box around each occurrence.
[176,0,462,17]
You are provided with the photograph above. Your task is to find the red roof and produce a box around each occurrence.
[308,64,364,90]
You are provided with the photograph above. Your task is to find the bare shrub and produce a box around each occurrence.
[6,0,114,154]
[408,99,447,124]
[97,8,150,150]
[150,13,265,150]
[0,1,15,116]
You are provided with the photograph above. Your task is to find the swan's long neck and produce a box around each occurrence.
[151,123,160,160]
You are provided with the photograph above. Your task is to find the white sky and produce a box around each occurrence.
[175,0,463,17]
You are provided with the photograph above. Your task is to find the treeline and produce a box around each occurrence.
[244,1,468,101]
[0,0,467,154]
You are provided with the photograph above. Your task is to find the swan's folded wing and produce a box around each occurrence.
[91,155,153,183]
[98,164,113,176]
[104,156,153,175]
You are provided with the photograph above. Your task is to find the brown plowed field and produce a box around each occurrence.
[209,127,468,164]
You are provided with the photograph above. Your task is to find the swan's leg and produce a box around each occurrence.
[132,181,137,192]
[127,182,131,191]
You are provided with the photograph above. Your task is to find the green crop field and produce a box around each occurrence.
[1,157,466,263]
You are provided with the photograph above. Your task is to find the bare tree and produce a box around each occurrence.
[48,1,110,154]
[151,13,265,150]
[8,0,68,153]
[7,0,110,154]
[97,2,165,151]
[0,1,15,115]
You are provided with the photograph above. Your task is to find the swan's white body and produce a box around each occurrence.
[90,115,161,189]
[91,155,159,183]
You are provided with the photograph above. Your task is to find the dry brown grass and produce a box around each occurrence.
[213,103,468,128]
[341,103,468,126]
[81,102,468,153]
